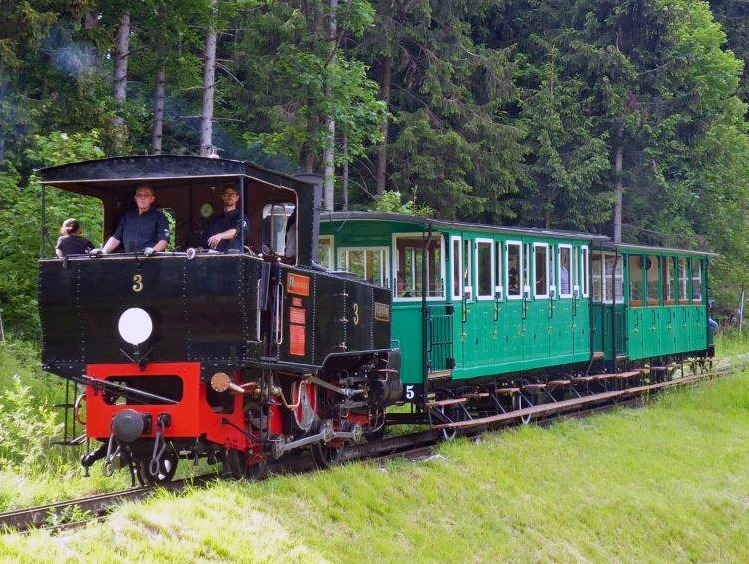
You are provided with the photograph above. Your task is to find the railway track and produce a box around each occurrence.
[0,360,738,534]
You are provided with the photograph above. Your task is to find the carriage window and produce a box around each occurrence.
[476,240,493,299]
[559,246,572,297]
[495,241,504,299]
[678,258,688,302]
[395,234,443,299]
[605,254,624,303]
[338,247,389,287]
[463,239,473,300]
[691,259,703,302]
[645,257,660,304]
[581,246,589,297]
[318,236,333,269]
[629,255,643,306]
[593,252,623,303]
[451,237,462,300]
[663,257,676,304]
[592,251,603,302]
[506,242,522,299]
[534,244,549,298]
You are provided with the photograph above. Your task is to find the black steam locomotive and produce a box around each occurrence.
[38,156,402,481]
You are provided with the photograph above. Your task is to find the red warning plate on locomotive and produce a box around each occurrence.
[289,324,306,356]
[287,273,310,296]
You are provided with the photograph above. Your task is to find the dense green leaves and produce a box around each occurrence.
[2,0,749,335]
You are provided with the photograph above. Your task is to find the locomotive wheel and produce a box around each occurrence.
[137,444,179,484]
[310,439,345,469]
[222,449,268,480]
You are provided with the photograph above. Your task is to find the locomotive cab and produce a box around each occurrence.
[38,156,401,482]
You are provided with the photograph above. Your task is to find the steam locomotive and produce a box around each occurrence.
[38,156,402,482]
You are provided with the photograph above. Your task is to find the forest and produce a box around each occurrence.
[2,0,749,338]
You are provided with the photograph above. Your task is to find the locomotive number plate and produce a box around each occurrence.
[374,302,390,322]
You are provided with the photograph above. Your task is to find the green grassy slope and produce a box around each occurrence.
[2,370,748,562]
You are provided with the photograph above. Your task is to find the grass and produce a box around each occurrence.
[1,370,749,562]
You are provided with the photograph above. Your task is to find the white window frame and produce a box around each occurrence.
[337,246,390,288]
[691,259,703,303]
[495,241,504,301]
[602,252,624,304]
[475,238,495,300]
[505,240,523,301]
[463,238,474,301]
[451,236,463,300]
[558,244,573,298]
[580,245,590,298]
[533,242,550,299]
[678,258,688,302]
[392,233,446,302]
[317,235,334,270]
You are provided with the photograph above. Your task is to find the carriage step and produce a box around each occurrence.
[495,387,521,395]
[571,376,597,383]
[425,398,468,409]
[464,392,490,400]
[547,379,571,386]
[522,383,547,391]
[613,370,641,380]
[428,369,453,381]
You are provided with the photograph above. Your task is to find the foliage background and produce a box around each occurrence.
[2,0,749,337]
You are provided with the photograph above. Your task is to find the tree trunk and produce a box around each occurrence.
[113,11,130,152]
[200,0,217,157]
[613,124,624,243]
[376,55,392,195]
[0,78,6,163]
[151,65,166,155]
[342,134,349,211]
[322,0,338,211]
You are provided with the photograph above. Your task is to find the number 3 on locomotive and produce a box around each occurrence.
[132,274,144,293]
[352,303,359,325]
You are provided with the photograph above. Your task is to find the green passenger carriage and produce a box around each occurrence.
[589,243,716,366]
[319,212,609,401]
[320,213,715,426]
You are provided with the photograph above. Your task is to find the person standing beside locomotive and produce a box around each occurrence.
[203,185,248,252]
[55,218,94,257]
[100,186,170,255]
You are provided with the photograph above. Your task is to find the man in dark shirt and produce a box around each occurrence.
[203,185,248,252]
[101,186,170,254]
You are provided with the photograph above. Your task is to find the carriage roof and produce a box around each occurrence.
[321,211,609,242]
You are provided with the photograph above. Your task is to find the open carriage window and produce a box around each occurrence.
[691,259,703,302]
[534,243,549,299]
[318,236,333,269]
[476,239,493,299]
[338,247,389,286]
[396,234,443,299]
[629,255,644,306]
[506,242,522,299]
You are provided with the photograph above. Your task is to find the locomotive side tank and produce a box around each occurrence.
[38,156,401,480]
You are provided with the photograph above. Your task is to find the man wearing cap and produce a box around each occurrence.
[101,186,170,255]
[203,185,248,252]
